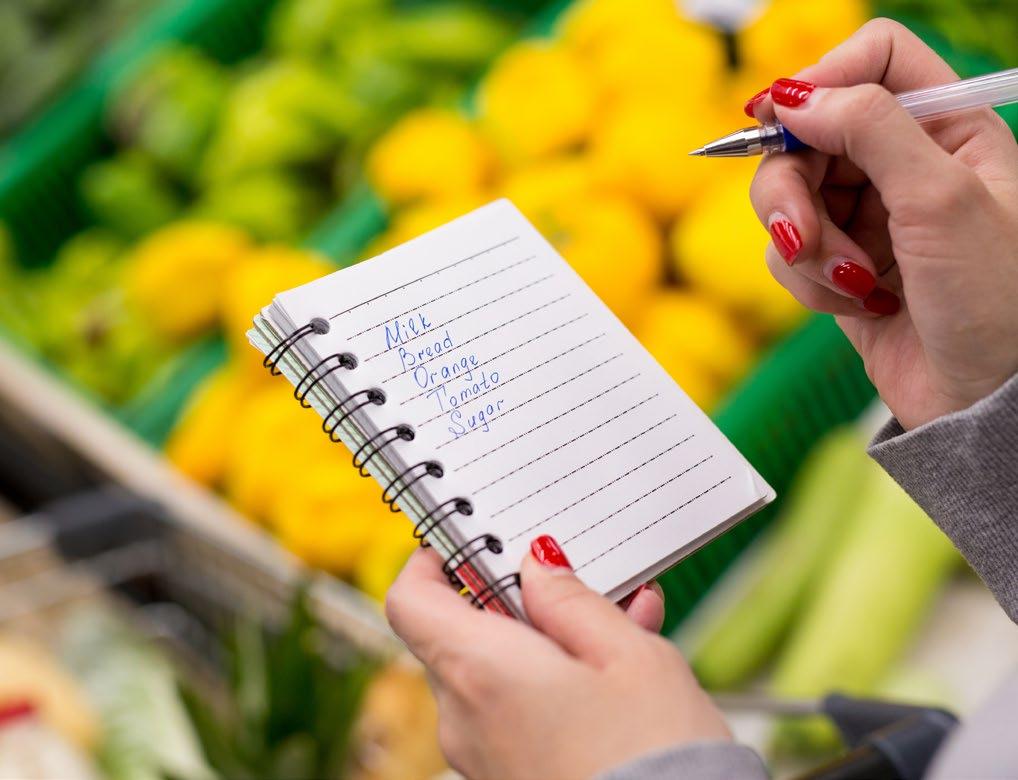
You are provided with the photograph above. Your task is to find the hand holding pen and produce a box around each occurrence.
[730,19,1018,431]
[692,66,1018,157]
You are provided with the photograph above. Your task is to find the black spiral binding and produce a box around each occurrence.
[470,573,522,609]
[263,317,330,375]
[323,389,386,442]
[382,461,444,513]
[265,319,519,613]
[294,352,357,407]
[442,535,503,585]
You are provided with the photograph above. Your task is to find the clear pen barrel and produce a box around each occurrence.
[898,67,1018,122]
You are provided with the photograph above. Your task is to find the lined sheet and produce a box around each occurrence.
[271,200,773,609]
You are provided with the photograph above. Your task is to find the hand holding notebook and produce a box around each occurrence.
[249,200,773,618]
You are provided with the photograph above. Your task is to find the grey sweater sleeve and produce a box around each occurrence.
[868,373,1018,622]
[596,741,768,780]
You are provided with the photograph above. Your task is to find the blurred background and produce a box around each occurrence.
[0,0,1016,777]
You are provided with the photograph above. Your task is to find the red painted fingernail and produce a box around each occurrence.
[0,699,36,726]
[771,78,815,107]
[863,288,901,315]
[743,87,769,118]
[531,535,571,569]
[830,261,877,299]
[769,217,802,264]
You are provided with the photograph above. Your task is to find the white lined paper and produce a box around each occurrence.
[260,200,774,613]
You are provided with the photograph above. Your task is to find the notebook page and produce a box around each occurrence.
[272,200,773,608]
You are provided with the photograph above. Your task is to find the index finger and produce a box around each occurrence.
[751,18,958,125]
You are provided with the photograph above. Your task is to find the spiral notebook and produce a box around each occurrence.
[248,200,774,619]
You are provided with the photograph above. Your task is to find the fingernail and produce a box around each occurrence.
[743,87,769,118]
[531,535,571,569]
[863,288,901,315]
[828,260,876,299]
[771,78,815,107]
[769,215,802,264]
[619,583,648,610]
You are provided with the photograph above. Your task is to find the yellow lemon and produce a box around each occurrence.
[633,290,757,388]
[223,385,309,521]
[637,326,723,411]
[557,0,680,54]
[352,520,418,602]
[543,194,662,328]
[590,95,728,219]
[498,155,595,225]
[670,169,806,336]
[368,109,496,206]
[221,244,333,378]
[478,42,598,162]
[741,0,867,78]
[582,19,727,106]
[271,460,387,575]
[165,366,254,487]
[124,221,250,341]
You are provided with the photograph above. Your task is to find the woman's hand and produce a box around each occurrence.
[747,18,1018,430]
[385,539,729,780]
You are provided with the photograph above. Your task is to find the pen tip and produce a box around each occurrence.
[688,147,706,156]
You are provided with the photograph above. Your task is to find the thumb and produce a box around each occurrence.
[773,79,970,211]
[520,535,636,665]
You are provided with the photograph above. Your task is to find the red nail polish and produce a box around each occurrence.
[743,87,769,118]
[771,78,815,107]
[863,288,901,315]
[531,535,571,569]
[831,261,877,299]
[769,218,802,264]
[0,700,35,726]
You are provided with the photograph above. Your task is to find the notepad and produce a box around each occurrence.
[249,200,774,618]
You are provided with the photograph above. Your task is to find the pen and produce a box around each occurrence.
[689,67,1018,157]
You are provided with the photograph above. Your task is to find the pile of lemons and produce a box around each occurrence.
[165,0,868,604]
[366,0,866,409]
[147,224,413,601]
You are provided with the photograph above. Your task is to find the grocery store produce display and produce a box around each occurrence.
[162,0,869,602]
[0,0,523,408]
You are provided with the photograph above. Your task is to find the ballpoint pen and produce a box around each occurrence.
[689,66,1018,157]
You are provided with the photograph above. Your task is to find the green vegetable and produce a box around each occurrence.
[375,3,515,73]
[182,587,376,780]
[770,462,959,756]
[691,428,870,690]
[0,229,173,405]
[268,0,386,60]
[61,609,217,780]
[199,60,366,183]
[80,152,183,238]
[111,46,230,181]
[192,171,325,242]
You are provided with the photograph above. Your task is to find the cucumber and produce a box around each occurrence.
[691,427,870,690]
[770,462,959,755]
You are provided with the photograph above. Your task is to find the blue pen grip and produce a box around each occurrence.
[782,126,809,152]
